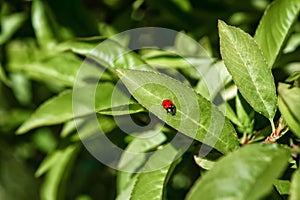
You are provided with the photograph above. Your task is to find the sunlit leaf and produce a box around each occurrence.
[278,83,300,138]
[254,0,300,68]
[31,0,59,49]
[290,168,300,200]
[130,144,179,200]
[0,11,26,45]
[117,128,166,197]
[186,143,290,200]
[40,144,80,200]
[116,69,239,154]
[219,20,277,120]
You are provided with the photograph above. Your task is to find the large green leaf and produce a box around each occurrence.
[290,168,300,200]
[278,83,300,138]
[254,0,300,68]
[17,82,135,134]
[116,69,239,154]
[186,143,291,200]
[218,20,277,120]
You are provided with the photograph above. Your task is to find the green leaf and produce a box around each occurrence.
[17,90,73,134]
[17,82,132,134]
[195,61,231,101]
[70,115,116,141]
[10,73,32,105]
[278,83,300,138]
[219,102,243,127]
[193,155,215,170]
[186,143,291,200]
[0,63,11,86]
[235,93,254,134]
[40,144,80,200]
[117,129,167,193]
[56,37,106,56]
[141,49,192,69]
[285,71,300,86]
[35,148,62,177]
[0,109,31,132]
[0,10,26,45]
[58,37,147,69]
[8,52,81,87]
[130,144,179,200]
[218,20,277,120]
[116,69,239,154]
[31,0,59,49]
[254,0,300,68]
[273,179,290,195]
[97,103,145,115]
[290,168,300,200]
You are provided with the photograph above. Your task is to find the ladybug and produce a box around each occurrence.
[162,99,176,115]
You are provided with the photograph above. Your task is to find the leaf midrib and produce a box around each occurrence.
[228,30,271,117]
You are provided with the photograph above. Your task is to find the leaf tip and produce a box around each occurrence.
[217,19,226,29]
[16,125,27,135]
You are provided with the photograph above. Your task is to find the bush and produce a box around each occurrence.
[1,0,300,199]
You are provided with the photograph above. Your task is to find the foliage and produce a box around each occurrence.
[1,0,300,199]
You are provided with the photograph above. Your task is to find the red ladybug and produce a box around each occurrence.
[162,99,176,115]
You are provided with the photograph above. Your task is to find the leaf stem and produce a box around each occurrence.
[269,118,275,134]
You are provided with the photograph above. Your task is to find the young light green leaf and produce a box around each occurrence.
[10,73,32,105]
[116,69,239,154]
[0,11,26,45]
[254,0,300,68]
[117,129,166,194]
[35,148,63,177]
[97,103,145,115]
[278,83,300,138]
[218,20,277,120]
[186,143,291,200]
[235,93,254,134]
[290,167,300,200]
[130,144,179,200]
[273,179,290,196]
[40,144,80,200]
[31,0,59,49]
[218,102,243,127]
